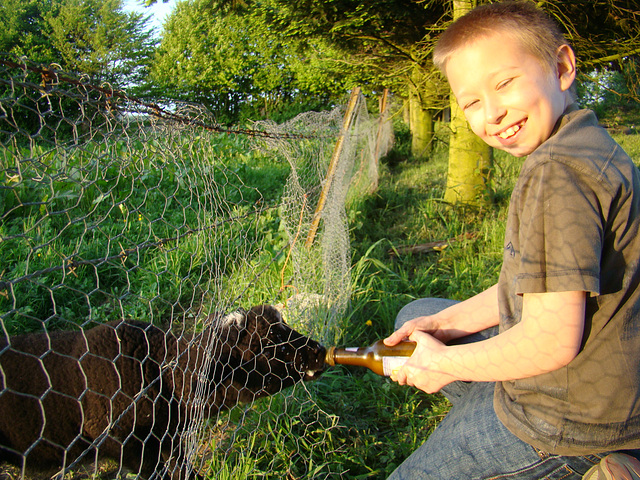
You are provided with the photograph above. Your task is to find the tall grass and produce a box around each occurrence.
[0,134,291,334]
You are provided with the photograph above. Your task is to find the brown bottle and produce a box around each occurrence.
[325,339,416,376]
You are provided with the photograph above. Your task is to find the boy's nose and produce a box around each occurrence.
[485,98,507,124]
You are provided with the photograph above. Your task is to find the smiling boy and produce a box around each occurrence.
[384,2,640,479]
[445,31,575,157]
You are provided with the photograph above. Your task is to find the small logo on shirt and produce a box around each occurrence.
[505,241,516,257]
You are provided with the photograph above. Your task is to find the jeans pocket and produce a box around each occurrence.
[536,453,602,480]
[541,464,575,480]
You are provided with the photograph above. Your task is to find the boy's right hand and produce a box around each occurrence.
[384,315,442,346]
[383,320,418,346]
[385,313,458,346]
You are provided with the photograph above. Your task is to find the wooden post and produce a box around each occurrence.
[305,87,361,249]
[374,88,389,163]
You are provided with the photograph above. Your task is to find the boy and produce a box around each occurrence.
[384,1,640,479]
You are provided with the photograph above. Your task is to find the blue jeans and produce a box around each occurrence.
[388,298,639,480]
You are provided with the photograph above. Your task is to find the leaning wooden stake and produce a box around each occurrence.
[305,87,361,248]
[370,88,390,192]
[374,88,389,162]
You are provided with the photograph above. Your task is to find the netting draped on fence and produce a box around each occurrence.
[0,56,393,479]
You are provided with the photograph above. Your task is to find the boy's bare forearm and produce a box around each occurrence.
[386,285,500,346]
[445,290,585,382]
[432,284,500,342]
[400,291,586,393]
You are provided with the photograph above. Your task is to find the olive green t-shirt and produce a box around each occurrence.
[494,107,640,455]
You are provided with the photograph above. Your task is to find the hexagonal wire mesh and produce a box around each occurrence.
[0,56,392,479]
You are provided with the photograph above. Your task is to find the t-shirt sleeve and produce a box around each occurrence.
[514,160,604,295]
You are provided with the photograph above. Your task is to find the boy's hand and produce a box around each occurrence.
[384,314,449,346]
[390,330,456,393]
[383,319,419,346]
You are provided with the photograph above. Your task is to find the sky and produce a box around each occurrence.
[123,0,178,36]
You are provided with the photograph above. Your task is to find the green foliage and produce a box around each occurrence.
[151,0,342,123]
[614,131,640,161]
[577,66,640,123]
[45,0,157,86]
[0,0,157,91]
[205,368,450,479]
[0,0,59,62]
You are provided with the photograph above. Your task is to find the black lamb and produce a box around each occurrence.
[0,304,326,479]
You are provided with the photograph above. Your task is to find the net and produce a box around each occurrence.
[0,56,391,479]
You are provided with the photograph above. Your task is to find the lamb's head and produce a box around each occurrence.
[217,304,326,404]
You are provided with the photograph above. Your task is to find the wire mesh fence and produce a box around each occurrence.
[0,55,392,479]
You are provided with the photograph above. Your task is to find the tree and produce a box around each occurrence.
[408,64,448,159]
[46,0,157,88]
[152,0,346,122]
[1,0,157,89]
[0,0,159,138]
[151,0,250,117]
[0,0,59,63]
[443,0,493,206]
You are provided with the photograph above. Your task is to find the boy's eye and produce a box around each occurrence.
[463,99,479,110]
[497,78,513,90]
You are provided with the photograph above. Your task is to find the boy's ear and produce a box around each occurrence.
[556,44,576,92]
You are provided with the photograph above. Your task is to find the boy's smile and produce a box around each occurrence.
[445,33,576,157]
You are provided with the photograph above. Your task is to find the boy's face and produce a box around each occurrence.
[445,32,575,157]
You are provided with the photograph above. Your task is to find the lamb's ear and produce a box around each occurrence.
[250,304,284,325]
[221,309,247,329]
[265,305,284,323]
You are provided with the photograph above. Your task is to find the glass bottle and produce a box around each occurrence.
[325,339,416,376]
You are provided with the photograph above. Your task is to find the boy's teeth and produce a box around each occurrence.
[499,124,521,139]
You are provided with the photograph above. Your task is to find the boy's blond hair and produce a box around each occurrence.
[433,1,570,75]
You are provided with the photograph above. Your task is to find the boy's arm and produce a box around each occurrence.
[393,290,586,393]
[385,284,500,345]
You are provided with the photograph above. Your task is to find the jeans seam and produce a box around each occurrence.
[484,452,604,480]
[484,456,572,480]
[533,446,551,460]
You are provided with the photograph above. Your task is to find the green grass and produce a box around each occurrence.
[214,126,640,480]
[3,113,640,479]
[0,133,291,334]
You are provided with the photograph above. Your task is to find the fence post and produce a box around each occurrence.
[305,87,361,249]
[371,88,390,191]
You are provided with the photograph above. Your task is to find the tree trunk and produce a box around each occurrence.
[444,98,493,205]
[403,99,410,126]
[409,67,435,160]
[444,0,493,206]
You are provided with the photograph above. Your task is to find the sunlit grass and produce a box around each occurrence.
[4,118,639,478]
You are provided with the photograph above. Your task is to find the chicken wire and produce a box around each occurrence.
[0,56,390,479]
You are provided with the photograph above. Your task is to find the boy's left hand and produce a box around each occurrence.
[390,330,457,393]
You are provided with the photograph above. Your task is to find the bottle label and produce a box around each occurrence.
[383,356,409,376]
